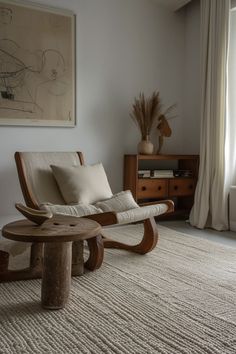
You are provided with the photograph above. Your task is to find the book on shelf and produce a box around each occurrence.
[138,170,151,178]
[138,169,193,179]
[151,170,174,178]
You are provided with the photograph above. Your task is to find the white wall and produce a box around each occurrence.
[0,0,189,225]
[182,0,200,153]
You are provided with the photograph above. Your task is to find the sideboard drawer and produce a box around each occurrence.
[138,179,168,199]
[169,178,196,197]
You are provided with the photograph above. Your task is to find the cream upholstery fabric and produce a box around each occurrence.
[116,203,168,225]
[95,191,139,212]
[41,201,168,225]
[18,152,169,227]
[40,203,103,217]
[40,198,168,224]
[19,152,81,205]
[51,163,113,204]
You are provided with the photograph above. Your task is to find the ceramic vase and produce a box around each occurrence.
[138,136,154,155]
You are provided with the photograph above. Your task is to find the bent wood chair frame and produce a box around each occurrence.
[0,152,174,282]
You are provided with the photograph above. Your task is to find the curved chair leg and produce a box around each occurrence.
[103,217,158,255]
[85,234,104,271]
[0,243,42,282]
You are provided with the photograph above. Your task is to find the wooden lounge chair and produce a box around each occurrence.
[0,151,173,282]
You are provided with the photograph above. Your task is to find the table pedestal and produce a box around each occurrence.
[2,215,103,309]
[41,242,72,309]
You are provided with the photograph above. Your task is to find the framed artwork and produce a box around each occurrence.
[0,0,75,126]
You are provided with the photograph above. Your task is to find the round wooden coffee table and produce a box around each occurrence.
[2,215,103,310]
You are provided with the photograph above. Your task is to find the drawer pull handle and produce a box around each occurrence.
[158,186,162,191]
[174,186,178,190]
[142,186,146,191]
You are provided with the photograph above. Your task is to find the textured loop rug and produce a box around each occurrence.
[1,224,236,354]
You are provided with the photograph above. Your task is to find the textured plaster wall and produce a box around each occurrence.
[0,0,200,225]
[182,0,200,153]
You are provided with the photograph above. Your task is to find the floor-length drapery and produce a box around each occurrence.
[226,9,236,199]
[190,0,230,230]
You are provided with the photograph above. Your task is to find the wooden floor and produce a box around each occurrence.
[160,220,236,248]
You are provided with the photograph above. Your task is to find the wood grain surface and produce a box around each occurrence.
[2,215,102,243]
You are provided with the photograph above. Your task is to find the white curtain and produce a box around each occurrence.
[226,8,236,196]
[190,0,230,230]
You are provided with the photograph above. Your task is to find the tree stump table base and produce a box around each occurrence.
[42,242,72,310]
[2,216,103,309]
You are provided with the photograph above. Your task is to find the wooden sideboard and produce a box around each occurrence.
[124,154,199,219]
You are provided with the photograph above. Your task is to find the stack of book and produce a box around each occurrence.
[138,170,151,178]
[138,169,193,178]
[174,170,193,177]
[151,170,174,178]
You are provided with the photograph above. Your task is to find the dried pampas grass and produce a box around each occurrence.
[130,92,161,139]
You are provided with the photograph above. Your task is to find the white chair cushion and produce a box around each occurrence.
[95,190,139,212]
[41,201,168,225]
[116,203,168,225]
[51,163,113,204]
[40,203,103,217]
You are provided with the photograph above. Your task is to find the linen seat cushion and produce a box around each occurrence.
[95,190,139,212]
[51,163,113,204]
[40,200,168,226]
[40,203,103,217]
[116,203,168,225]
[41,190,139,217]
[41,202,168,224]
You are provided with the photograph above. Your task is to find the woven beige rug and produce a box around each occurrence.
[1,224,236,354]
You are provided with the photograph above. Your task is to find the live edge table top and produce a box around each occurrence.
[2,215,102,243]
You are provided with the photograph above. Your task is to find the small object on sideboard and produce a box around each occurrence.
[173,170,193,178]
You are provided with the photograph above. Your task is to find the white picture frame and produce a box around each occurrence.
[0,0,75,126]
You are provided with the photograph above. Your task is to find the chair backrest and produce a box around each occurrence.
[15,151,84,209]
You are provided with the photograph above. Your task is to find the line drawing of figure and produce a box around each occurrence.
[0,4,72,122]
[0,41,69,119]
[0,38,43,115]
[0,6,43,116]
[34,49,71,121]
[0,7,12,26]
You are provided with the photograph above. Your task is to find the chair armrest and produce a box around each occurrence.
[82,212,118,226]
[139,200,174,213]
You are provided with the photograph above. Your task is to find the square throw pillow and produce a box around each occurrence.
[95,190,139,212]
[51,163,113,205]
